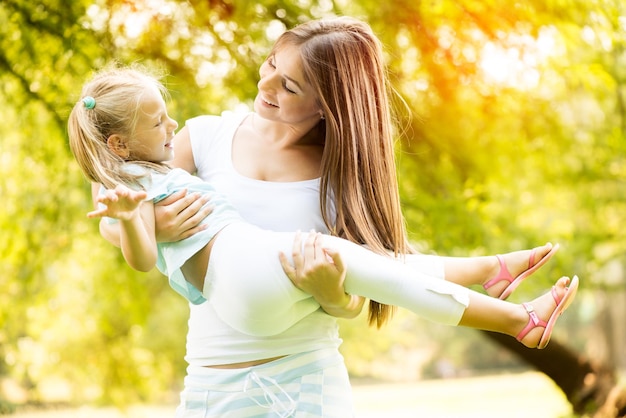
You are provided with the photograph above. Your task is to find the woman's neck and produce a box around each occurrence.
[250,113,323,148]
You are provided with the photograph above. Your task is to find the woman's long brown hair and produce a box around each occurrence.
[273,17,414,327]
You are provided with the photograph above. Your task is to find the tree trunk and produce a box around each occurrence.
[482,331,626,417]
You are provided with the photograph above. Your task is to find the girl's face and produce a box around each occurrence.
[130,86,178,162]
[254,43,322,126]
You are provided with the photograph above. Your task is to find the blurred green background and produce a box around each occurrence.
[1,0,625,415]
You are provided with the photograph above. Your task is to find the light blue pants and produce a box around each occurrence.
[175,348,354,417]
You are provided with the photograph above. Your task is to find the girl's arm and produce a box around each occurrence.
[89,185,158,272]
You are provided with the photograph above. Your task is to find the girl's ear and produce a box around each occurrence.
[107,134,130,158]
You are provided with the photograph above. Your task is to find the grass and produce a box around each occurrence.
[9,371,572,417]
[352,371,572,417]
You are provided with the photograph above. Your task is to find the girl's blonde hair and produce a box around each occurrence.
[68,65,169,190]
[273,17,414,327]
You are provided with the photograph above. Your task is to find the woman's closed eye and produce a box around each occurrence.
[282,82,296,94]
[268,56,297,94]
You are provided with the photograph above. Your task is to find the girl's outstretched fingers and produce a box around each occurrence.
[86,185,147,219]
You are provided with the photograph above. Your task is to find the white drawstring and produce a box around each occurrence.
[243,371,296,417]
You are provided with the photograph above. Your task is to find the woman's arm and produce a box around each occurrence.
[280,231,365,319]
[88,185,158,272]
[153,125,212,242]
[167,125,196,172]
[153,189,211,242]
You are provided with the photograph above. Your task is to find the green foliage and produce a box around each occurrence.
[2,0,626,408]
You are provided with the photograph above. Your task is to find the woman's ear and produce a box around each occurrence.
[107,134,130,158]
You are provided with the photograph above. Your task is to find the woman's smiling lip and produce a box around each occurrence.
[260,95,279,108]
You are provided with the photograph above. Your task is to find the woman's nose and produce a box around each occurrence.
[169,117,179,131]
[258,70,278,91]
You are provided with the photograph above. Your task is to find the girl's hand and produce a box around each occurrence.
[279,231,365,318]
[87,185,147,221]
[153,189,212,242]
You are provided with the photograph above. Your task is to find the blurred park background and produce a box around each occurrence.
[1,0,626,416]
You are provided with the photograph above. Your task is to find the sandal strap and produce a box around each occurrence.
[483,254,512,290]
[527,248,537,269]
[483,248,539,291]
[516,303,548,342]
[551,285,561,305]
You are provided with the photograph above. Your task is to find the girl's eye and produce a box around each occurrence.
[267,57,276,68]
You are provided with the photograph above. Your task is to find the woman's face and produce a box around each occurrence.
[254,43,322,126]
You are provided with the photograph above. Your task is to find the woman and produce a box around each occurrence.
[97,17,569,417]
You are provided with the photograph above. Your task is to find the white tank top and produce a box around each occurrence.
[184,112,341,366]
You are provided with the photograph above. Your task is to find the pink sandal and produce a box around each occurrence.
[484,243,560,300]
[516,275,579,349]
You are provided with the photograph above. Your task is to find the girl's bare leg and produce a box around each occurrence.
[441,243,558,297]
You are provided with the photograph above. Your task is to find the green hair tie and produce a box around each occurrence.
[82,96,96,109]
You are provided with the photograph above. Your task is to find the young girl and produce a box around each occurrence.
[68,66,578,351]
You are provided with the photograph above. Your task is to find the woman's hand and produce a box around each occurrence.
[153,189,212,242]
[279,231,365,319]
[88,185,146,221]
